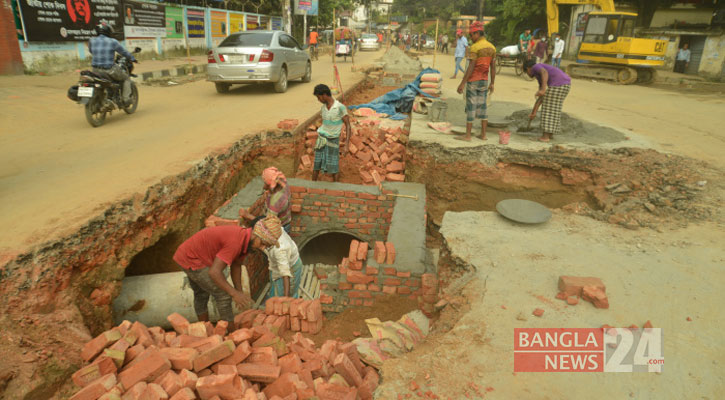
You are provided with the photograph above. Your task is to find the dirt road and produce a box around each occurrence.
[0,50,381,256]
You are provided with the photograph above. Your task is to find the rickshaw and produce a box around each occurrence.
[495,45,534,81]
[335,27,354,62]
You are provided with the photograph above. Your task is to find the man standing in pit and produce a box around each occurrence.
[173,216,283,327]
[457,21,496,142]
[312,84,352,182]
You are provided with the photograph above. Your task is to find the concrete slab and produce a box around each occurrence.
[383,181,428,275]
[375,210,724,398]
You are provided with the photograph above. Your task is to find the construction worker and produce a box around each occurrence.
[456,21,496,142]
[312,84,352,182]
[172,217,285,325]
[239,166,292,233]
[524,59,571,142]
[249,216,303,299]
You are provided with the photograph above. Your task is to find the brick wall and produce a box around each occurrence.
[0,0,23,74]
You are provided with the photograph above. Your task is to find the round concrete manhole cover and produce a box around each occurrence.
[496,199,552,224]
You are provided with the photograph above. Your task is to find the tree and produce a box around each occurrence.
[484,0,546,46]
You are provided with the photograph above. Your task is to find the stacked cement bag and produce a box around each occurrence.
[419,72,442,97]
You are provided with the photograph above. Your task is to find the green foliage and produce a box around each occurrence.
[484,0,546,47]
[392,0,473,23]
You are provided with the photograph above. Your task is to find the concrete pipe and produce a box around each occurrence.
[112,269,249,329]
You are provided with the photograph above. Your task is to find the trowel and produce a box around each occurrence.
[519,96,544,132]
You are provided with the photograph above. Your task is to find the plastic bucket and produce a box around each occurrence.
[499,130,511,145]
[428,100,448,122]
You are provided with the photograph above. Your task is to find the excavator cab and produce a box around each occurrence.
[581,12,635,44]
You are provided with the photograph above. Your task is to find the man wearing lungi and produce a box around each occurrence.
[524,59,571,142]
[312,84,352,182]
[457,21,496,142]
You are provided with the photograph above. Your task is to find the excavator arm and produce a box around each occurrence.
[546,0,615,35]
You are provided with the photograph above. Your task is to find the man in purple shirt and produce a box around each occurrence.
[524,60,571,142]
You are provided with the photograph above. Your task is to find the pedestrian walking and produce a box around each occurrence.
[456,21,496,142]
[524,60,571,142]
[674,43,690,73]
[534,36,548,64]
[551,33,565,68]
[451,29,469,79]
[442,33,449,53]
[239,166,292,233]
[312,84,352,182]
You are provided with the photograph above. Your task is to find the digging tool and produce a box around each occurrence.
[519,96,544,132]
[386,193,418,201]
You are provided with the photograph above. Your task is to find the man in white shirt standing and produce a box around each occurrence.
[252,216,303,298]
[674,43,690,73]
[551,33,565,69]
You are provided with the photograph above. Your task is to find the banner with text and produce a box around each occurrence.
[18,0,124,42]
[186,9,204,38]
[245,14,258,31]
[229,13,244,34]
[165,6,183,39]
[122,0,165,37]
[294,0,318,16]
[210,10,226,38]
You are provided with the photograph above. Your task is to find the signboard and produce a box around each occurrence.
[271,16,282,31]
[164,5,183,39]
[186,9,204,38]
[122,0,166,37]
[259,15,269,30]
[294,0,318,16]
[246,14,258,30]
[210,10,226,37]
[17,0,124,42]
[229,13,244,33]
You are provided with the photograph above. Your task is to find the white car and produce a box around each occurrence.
[359,33,381,51]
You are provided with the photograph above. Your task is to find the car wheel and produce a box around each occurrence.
[215,83,230,93]
[274,67,288,93]
[302,62,311,83]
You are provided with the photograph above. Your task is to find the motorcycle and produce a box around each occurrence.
[67,47,141,127]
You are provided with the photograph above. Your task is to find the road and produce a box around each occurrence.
[0,49,382,256]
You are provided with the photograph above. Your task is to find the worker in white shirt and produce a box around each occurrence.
[251,216,303,298]
[551,33,565,69]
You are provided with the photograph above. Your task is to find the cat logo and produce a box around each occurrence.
[654,41,666,53]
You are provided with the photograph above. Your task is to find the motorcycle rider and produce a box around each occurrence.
[88,20,137,105]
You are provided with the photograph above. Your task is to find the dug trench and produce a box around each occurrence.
[0,79,720,400]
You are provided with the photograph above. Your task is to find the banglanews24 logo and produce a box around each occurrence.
[514,328,663,372]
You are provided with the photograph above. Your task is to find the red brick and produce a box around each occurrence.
[291,204,302,213]
[383,267,397,275]
[169,387,196,400]
[567,296,579,305]
[360,170,373,183]
[532,308,545,317]
[123,381,147,399]
[396,271,411,278]
[165,313,190,336]
[332,353,363,387]
[306,299,322,322]
[346,271,374,284]
[582,285,609,309]
[358,367,380,400]
[70,373,117,400]
[187,322,208,338]
[72,356,117,387]
[320,294,334,304]
[237,363,281,383]
[397,286,412,295]
[348,260,363,271]
[218,340,252,366]
[382,286,397,294]
[356,242,369,261]
[193,341,235,372]
[421,273,438,288]
[348,240,359,261]
[300,155,312,168]
[385,173,405,182]
[338,282,353,290]
[383,277,402,286]
[252,313,268,327]
[326,189,345,197]
[159,348,198,371]
[156,370,182,397]
[278,353,303,375]
[353,283,367,290]
[290,186,307,193]
[558,276,606,297]
[315,382,358,400]
[365,267,378,275]
[228,328,253,344]
[367,284,380,292]
[385,161,404,172]
[371,170,382,185]
[348,290,372,298]
[81,329,122,362]
[118,351,171,391]
[213,321,229,337]
[196,373,245,400]
[246,347,278,365]
[178,369,198,390]
[404,279,420,288]
[290,317,301,332]
[188,336,224,354]
[384,242,396,264]
[373,241,386,264]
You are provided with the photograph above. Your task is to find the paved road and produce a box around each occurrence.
[0,49,383,255]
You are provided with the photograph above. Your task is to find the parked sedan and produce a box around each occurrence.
[207,31,311,93]
[359,33,381,51]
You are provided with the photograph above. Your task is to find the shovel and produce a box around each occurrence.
[519,96,544,132]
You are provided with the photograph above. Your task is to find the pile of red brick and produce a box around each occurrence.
[236,298,323,335]
[348,239,395,266]
[69,312,379,400]
[556,276,609,309]
[299,117,409,185]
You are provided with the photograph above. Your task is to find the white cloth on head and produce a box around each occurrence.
[262,230,300,280]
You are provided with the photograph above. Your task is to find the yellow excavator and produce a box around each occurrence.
[546,0,667,84]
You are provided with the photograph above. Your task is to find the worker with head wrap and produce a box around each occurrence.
[239,167,292,233]
[173,215,284,328]
[250,215,303,299]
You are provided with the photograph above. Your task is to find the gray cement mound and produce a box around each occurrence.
[381,46,423,75]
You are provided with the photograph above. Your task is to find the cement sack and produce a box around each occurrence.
[420,73,442,82]
[420,82,441,89]
[500,45,521,56]
[421,88,441,97]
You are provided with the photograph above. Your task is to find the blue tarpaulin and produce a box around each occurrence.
[349,68,440,120]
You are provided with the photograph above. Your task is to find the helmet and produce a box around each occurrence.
[96,20,114,36]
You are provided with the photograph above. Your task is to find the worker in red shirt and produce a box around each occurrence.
[173,215,284,327]
[377,32,383,43]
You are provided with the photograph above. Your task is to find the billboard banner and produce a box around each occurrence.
[122,0,166,38]
[259,15,269,30]
[165,6,184,39]
[294,0,318,16]
[210,10,226,37]
[246,14,258,30]
[271,16,282,31]
[186,9,204,38]
[17,0,124,42]
[229,13,244,33]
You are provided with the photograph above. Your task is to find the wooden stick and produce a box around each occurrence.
[386,193,419,200]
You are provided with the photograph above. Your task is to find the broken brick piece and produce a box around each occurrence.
[193,340,235,372]
[384,242,396,264]
[167,313,190,335]
[566,296,579,305]
[196,373,245,400]
[118,350,171,390]
[356,242,369,261]
[300,155,312,168]
[558,276,605,297]
[237,363,281,383]
[159,347,198,371]
[348,240,360,261]
[532,308,545,317]
[81,329,122,362]
[581,285,609,309]
[374,241,386,264]
[70,373,117,400]
[332,353,363,387]
[72,357,118,387]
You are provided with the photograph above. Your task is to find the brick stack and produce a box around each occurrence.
[418,274,439,318]
[68,312,379,400]
[298,116,409,184]
[235,298,323,335]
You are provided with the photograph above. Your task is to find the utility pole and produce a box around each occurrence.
[478,0,485,21]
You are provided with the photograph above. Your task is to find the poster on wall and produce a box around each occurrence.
[246,14,258,30]
[294,0,318,16]
[122,0,166,37]
[186,9,204,38]
[165,6,183,39]
[17,0,124,42]
[229,13,244,34]
[575,12,589,37]
[259,16,269,30]
[210,10,226,38]
[271,16,282,31]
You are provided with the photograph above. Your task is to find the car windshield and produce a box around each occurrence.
[219,33,273,47]
[362,34,377,39]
